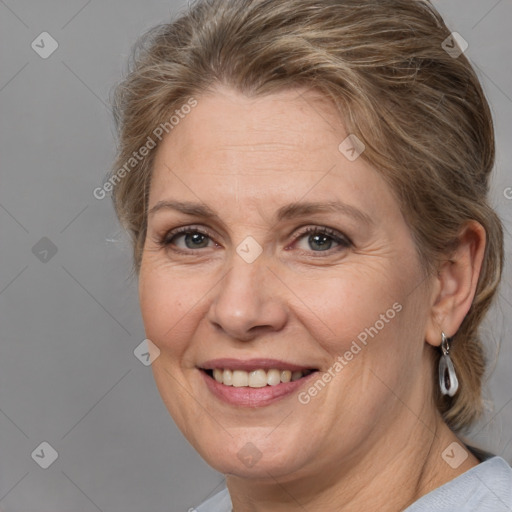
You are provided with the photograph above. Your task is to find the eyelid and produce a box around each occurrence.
[292,225,352,244]
[161,225,214,243]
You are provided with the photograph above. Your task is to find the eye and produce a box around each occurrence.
[160,226,217,251]
[158,225,352,256]
[291,226,351,254]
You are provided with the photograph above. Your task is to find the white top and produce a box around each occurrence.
[193,456,512,512]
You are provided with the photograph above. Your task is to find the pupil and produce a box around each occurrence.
[186,233,208,248]
[310,234,331,251]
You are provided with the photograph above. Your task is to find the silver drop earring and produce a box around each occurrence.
[439,332,459,397]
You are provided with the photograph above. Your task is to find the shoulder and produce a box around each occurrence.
[405,456,512,512]
[194,487,232,512]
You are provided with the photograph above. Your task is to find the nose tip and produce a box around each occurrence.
[210,312,270,342]
[207,260,288,341]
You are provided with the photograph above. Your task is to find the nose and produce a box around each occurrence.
[207,253,288,342]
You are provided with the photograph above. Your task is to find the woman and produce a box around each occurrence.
[108,0,512,510]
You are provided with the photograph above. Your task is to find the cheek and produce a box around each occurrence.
[138,263,197,354]
[299,261,426,410]
[138,239,421,367]
[301,266,405,350]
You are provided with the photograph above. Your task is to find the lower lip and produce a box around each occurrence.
[200,370,317,407]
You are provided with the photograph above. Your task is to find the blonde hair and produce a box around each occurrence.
[109,0,504,432]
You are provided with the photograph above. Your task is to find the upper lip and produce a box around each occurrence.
[199,358,317,372]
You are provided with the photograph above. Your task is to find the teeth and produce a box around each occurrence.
[208,368,313,387]
[223,369,233,386]
[280,370,292,383]
[248,369,267,388]
[232,370,249,387]
[291,371,303,381]
[267,369,281,386]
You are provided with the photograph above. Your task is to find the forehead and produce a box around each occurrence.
[149,85,397,223]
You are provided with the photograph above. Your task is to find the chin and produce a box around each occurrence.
[192,429,314,480]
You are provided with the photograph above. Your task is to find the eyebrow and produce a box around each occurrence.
[148,199,372,226]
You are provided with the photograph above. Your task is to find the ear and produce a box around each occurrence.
[425,220,486,347]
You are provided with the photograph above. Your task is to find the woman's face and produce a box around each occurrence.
[139,85,436,480]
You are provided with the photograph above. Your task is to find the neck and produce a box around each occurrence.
[226,409,479,512]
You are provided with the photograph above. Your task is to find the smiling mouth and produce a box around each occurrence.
[202,368,318,388]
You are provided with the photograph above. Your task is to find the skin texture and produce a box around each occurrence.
[139,84,486,512]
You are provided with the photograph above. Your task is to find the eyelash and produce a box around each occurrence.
[158,225,352,256]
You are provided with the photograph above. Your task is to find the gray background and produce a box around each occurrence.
[0,1,511,511]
